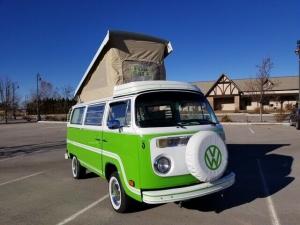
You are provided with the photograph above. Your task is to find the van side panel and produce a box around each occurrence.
[67,126,104,177]
[79,128,103,175]
[67,127,85,160]
[102,131,142,201]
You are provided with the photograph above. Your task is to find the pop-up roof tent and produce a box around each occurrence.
[74,30,173,102]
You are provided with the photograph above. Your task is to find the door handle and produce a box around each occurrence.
[102,139,108,143]
[95,138,101,141]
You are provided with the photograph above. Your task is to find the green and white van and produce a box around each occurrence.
[66,80,235,212]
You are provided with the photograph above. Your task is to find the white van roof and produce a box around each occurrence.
[113,80,202,97]
[74,81,202,106]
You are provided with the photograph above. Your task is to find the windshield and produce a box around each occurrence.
[135,91,218,128]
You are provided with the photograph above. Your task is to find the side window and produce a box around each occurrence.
[108,100,131,127]
[84,104,105,126]
[70,107,85,125]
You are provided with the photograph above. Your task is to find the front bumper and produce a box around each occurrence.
[142,172,235,204]
[64,153,69,159]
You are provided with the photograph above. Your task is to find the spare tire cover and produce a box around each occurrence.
[185,131,228,182]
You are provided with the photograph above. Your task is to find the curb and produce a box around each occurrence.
[38,121,68,124]
[221,122,289,125]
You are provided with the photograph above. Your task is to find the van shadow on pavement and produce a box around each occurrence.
[0,141,66,159]
[180,144,294,213]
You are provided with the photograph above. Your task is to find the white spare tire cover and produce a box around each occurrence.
[185,131,228,182]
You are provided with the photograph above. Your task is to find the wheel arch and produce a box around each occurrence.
[103,157,142,202]
[105,162,118,180]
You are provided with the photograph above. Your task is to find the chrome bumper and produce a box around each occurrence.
[142,172,235,204]
[64,153,69,159]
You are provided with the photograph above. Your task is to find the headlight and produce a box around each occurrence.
[156,136,190,148]
[154,156,171,174]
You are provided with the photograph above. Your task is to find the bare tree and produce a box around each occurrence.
[39,80,54,100]
[61,85,74,100]
[246,57,275,122]
[61,85,74,117]
[12,82,20,119]
[28,78,56,100]
[0,78,16,123]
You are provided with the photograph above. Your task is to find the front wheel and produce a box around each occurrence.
[71,156,86,179]
[108,172,131,213]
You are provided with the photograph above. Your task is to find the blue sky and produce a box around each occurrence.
[0,0,299,98]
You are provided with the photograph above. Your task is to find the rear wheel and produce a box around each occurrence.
[71,156,86,179]
[108,172,131,213]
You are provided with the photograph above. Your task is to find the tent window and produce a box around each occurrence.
[122,60,160,83]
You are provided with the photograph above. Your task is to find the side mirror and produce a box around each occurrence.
[107,119,121,129]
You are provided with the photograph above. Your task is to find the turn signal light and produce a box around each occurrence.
[129,180,135,187]
[156,136,191,148]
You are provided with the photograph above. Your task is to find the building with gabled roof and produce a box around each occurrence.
[193,74,299,111]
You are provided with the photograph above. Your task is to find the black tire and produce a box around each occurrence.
[108,172,131,213]
[296,120,300,130]
[71,156,86,179]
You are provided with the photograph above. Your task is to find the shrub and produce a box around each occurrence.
[22,115,32,122]
[44,115,67,121]
[285,103,293,112]
[221,115,232,122]
[274,113,288,122]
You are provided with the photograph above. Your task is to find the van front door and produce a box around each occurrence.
[102,100,140,190]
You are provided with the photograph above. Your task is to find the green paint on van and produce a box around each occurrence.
[67,127,202,201]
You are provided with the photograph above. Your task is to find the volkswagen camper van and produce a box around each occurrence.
[66,80,235,212]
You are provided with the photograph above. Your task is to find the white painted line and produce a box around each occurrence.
[38,121,67,124]
[41,126,65,129]
[248,127,255,134]
[56,194,109,225]
[257,159,281,225]
[222,122,289,125]
[0,171,44,187]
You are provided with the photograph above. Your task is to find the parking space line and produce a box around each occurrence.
[257,159,281,225]
[56,194,109,225]
[0,171,44,187]
[0,157,15,162]
[248,126,255,134]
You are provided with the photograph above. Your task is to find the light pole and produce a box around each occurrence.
[36,73,42,121]
[295,40,300,109]
[295,40,300,130]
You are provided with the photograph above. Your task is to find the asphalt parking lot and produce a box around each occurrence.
[0,122,299,225]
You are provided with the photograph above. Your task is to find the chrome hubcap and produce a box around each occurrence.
[109,177,121,209]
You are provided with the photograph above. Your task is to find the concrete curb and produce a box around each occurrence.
[37,121,290,126]
[221,122,289,125]
[38,121,68,124]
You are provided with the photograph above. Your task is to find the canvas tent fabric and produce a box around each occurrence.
[75,30,173,102]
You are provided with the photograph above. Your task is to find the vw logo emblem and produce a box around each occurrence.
[204,145,222,170]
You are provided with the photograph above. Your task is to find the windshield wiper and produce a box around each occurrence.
[178,119,218,126]
[176,122,187,129]
[201,120,218,126]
